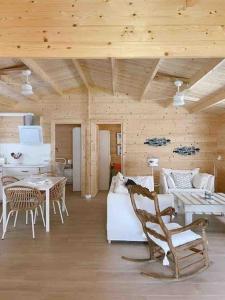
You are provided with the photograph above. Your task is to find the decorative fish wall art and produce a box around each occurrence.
[144,138,171,147]
[173,146,200,156]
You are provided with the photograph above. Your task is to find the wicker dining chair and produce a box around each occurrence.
[123,184,209,281]
[2,186,45,239]
[1,176,19,186]
[50,179,68,224]
[0,176,20,223]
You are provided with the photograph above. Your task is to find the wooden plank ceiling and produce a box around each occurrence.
[1,58,225,115]
[1,1,225,58]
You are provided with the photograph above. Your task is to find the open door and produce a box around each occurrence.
[73,127,81,191]
[98,130,111,190]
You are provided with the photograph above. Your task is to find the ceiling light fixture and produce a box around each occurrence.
[21,70,33,96]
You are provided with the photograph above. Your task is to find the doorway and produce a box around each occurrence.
[97,124,122,191]
[54,123,82,192]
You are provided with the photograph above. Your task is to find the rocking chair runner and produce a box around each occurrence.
[123,184,209,280]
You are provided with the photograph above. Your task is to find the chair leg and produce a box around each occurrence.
[13,211,18,227]
[2,210,14,240]
[56,201,64,224]
[26,211,29,225]
[34,208,38,224]
[63,199,69,216]
[52,201,56,214]
[30,210,35,239]
[39,205,46,227]
[0,212,2,224]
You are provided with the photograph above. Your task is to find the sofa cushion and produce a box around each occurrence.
[162,168,199,178]
[146,222,201,254]
[192,173,210,189]
[171,172,193,189]
[168,188,205,193]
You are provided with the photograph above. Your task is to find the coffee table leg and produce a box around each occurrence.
[185,212,193,225]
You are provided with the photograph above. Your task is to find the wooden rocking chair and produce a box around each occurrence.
[122,184,209,281]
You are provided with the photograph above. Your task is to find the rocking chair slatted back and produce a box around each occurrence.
[126,184,210,280]
[128,185,174,244]
[5,186,44,211]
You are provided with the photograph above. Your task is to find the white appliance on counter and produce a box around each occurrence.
[19,126,43,145]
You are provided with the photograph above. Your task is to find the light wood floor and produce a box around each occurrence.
[0,188,225,300]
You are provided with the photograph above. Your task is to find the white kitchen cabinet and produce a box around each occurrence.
[0,167,3,201]
[2,165,49,179]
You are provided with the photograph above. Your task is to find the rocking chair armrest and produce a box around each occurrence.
[169,218,208,235]
[160,207,176,217]
[137,209,158,223]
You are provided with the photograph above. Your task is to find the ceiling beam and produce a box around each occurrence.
[21,59,64,96]
[111,58,118,96]
[183,58,225,91]
[189,87,225,113]
[154,72,189,84]
[140,59,161,101]
[72,60,90,91]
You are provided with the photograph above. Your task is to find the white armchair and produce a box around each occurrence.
[160,168,215,194]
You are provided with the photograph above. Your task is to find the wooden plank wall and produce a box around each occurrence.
[1,1,225,58]
[91,92,219,187]
[0,116,23,143]
[55,124,81,161]
[216,120,225,192]
[2,90,221,195]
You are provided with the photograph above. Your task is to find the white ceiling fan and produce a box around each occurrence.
[148,80,198,107]
[21,70,33,96]
[173,80,185,107]
[0,68,34,97]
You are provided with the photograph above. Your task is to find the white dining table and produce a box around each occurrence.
[2,176,65,233]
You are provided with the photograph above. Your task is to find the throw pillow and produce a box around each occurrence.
[166,174,176,189]
[171,172,193,189]
[113,172,128,194]
[192,173,210,189]
[162,168,200,178]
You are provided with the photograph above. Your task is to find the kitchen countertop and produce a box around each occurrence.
[2,164,49,168]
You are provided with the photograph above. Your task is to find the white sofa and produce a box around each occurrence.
[107,176,174,243]
[160,168,215,194]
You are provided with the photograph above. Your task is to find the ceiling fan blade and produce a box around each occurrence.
[0,79,20,87]
[0,65,27,75]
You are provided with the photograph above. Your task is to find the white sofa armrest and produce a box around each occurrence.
[206,174,215,192]
[160,173,169,194]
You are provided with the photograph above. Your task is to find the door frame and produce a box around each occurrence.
[91,120,125,196]
[51,119,85,196]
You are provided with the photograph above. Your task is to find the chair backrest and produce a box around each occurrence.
[5,185,43,211]
[1,176,19,186]
[128,184,172,243]
[50,179,66,201]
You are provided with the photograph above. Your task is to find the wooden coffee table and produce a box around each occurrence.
[172,191,225,225]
